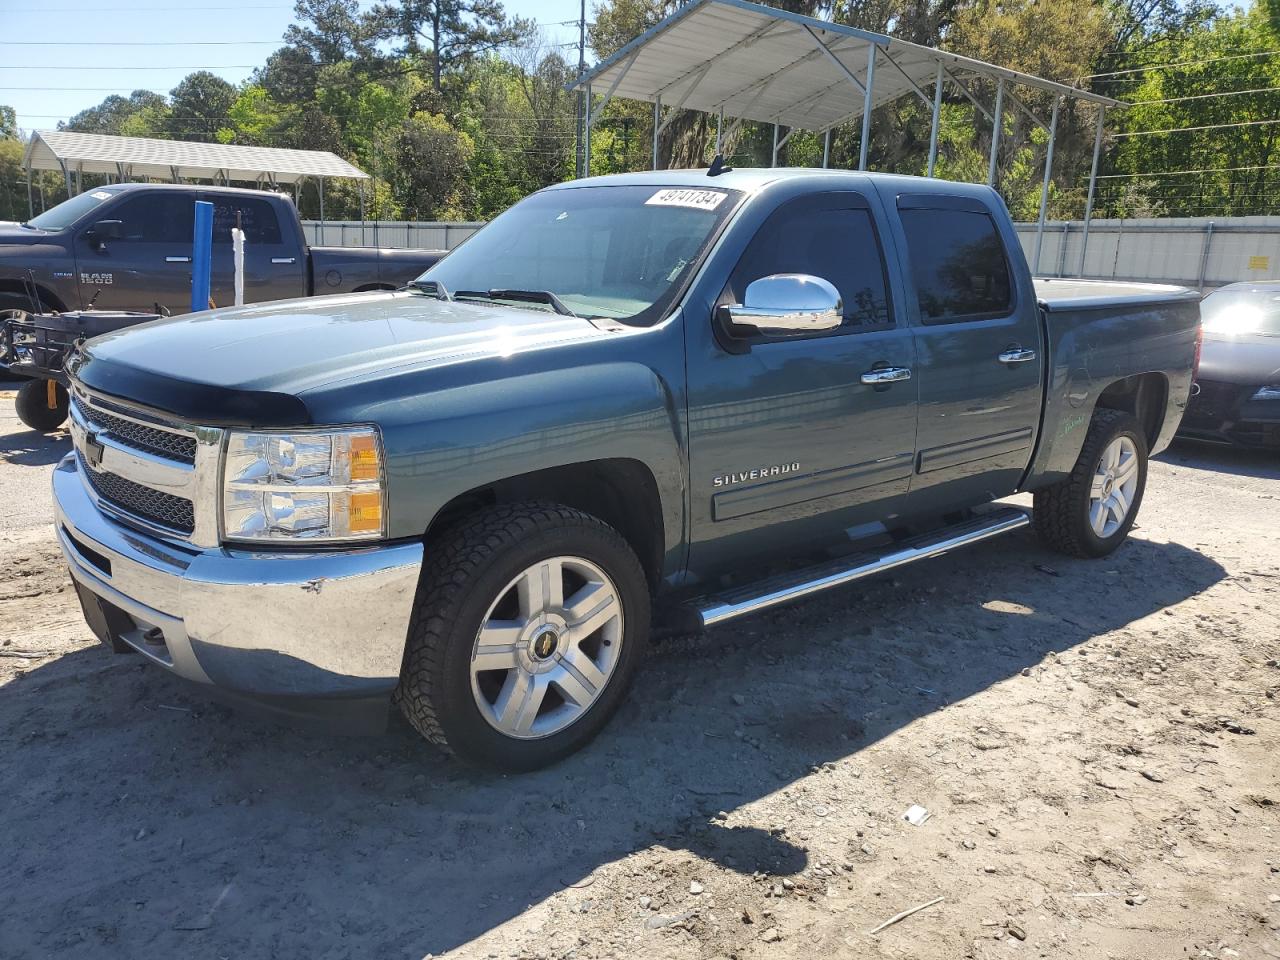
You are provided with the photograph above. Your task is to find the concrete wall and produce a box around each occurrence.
[306,216,1280,291]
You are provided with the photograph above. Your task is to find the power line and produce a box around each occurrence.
[0,40,280,46]
[1112,117,1280,138]
[0,64,260,70]
[1096,164,1280,179]
[1129,85,1280,105]
[1078,49,1280,80]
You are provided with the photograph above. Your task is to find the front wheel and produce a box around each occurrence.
[1034,408,1148,558]
[14,379,69,431]
[396,502,650,771]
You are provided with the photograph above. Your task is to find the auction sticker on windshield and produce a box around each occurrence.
[645,189,727,211]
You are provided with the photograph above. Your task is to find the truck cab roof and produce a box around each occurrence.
[549,167,1006,205]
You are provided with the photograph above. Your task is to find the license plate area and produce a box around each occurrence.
[75,581,138,653]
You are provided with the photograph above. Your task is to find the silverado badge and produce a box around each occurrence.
[713,462,801,487]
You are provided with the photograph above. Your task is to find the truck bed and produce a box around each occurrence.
[1034,277,1201,311]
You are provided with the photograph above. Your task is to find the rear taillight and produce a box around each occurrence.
[1192,321,1204,381]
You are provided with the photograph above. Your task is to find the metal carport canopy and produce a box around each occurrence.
[23,130,369,185]
[571,0,1123,133]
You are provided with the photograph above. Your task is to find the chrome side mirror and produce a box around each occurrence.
[725,274,843,337]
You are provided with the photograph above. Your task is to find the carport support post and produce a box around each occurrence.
[318,177,326,245]
[927,62,943,177]
[1079,105,1106,277]
[858,44,877,170]
[25,161,33,219]
[771,123,780,166]
[584,83,593,176]
[58,159,72,201]
[987,78,1004,188]
[358,179,366,246]
[715,107,724,155]
[822,129,831,168]
[652,96,661,170]
[1032,96,1061,275]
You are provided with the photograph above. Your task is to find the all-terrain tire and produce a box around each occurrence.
[1034,408,1148,558]
[14,379,69,432]
[395,501,650,772]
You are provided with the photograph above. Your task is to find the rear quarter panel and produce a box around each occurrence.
[1025,288,1201,487]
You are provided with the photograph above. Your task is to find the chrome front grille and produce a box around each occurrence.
[78,452,196,533]
[71,395,197,463]
[69,383,222,546]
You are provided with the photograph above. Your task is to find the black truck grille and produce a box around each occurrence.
[73,396,198,464]
[79,453,195,534]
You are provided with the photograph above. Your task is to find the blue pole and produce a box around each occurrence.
[191,200,213,313]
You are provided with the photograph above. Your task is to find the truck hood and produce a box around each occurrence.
[0,221,53,244]
[71,290,620,426]
[1198,332,1280,386]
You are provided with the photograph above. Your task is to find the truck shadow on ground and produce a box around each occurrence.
[0,423,69,467]
[1161,437,1280,480]
[0,529,1225,959]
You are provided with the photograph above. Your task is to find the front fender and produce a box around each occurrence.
[333,357,687,566]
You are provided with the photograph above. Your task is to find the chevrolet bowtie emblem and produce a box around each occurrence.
[84,431,105,470]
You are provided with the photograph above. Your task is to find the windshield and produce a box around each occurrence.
[416,184,742,325]
[1200,286,1280,336]
[26,189,118,231]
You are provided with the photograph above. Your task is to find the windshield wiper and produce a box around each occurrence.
[407,279,451,300]
[455,288,577,318]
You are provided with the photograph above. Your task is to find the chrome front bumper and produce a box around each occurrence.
[53,453,424,726]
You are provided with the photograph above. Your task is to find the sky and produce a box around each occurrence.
[0,0,585,134]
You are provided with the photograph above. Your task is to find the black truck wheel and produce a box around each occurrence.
[1034,408,1148,558]
[1,292,42,382]
[396,501,649,771]
[14,379,69,432]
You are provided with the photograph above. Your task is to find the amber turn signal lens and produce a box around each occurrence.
[347,491,383,533]
[349,434,380,482]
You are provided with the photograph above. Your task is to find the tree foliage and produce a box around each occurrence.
[3,0,1278,222]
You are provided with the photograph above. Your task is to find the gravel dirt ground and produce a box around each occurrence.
[0,384,1277,960]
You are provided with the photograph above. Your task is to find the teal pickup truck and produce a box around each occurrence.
[52,168,1201,770]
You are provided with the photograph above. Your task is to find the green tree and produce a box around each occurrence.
[371,0,531,94]
[63,91,168,135]
[0,105,16,141]
[167,72,239,141]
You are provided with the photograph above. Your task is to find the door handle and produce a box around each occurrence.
[165,256,191,263]
[999,347,1037,363]
[271,257,296,264]
[860,366,912,385]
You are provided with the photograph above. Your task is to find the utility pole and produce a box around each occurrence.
[576,0,587,178]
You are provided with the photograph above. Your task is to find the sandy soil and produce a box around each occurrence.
[0,386,1277,960]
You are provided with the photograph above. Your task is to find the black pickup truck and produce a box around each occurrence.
[0,183,445,316]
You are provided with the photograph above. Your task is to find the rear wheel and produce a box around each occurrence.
[14,379,69,431]
[1034,408,1148,558]
[395,502,649,771]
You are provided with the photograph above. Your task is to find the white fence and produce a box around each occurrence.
[301,220,483,250]
[307,217,1280,290]
[1015,217,1280,289]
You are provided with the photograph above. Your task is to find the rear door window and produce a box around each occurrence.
[724,192,893,334]
[202,195,284,245]
[898,207,1013,323]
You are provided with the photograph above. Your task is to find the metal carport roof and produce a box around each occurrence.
[570,0,1127,274]
[23,130,369,185]
[572,0,1122,135]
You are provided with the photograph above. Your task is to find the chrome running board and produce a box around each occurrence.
[691,507,1030,628]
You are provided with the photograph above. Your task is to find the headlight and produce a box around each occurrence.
[221,427,385,543]
[1252,385,1280,401]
